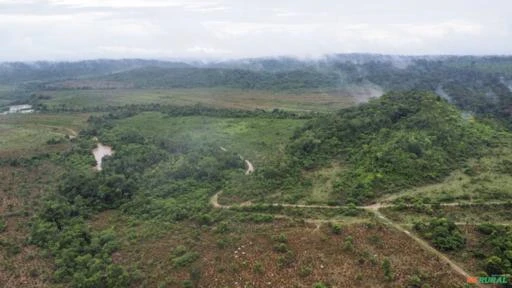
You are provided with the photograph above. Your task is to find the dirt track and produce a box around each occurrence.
[210,191,495,286]
[244,160,254,175]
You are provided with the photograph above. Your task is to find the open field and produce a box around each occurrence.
[0,113,89,158]
[106,112,307,166]
[38,87,373,112]
[89,211,466,288]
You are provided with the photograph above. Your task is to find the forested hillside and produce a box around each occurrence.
[231,91,505,205]
[0,59,189,84]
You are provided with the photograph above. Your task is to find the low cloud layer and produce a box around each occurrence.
[0,0,511,61]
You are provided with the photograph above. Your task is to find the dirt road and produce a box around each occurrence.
[210,191,489,285]
[245,160,254,175]
[364,206,482,286]
[218,146,254,175]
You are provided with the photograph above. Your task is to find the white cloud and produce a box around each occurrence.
[0,12,109,24]
[0,14,73,23]
[47,0,229,12]
[106,20,165,36]
[397,21,482,38]
[0,0,510,60]
[0,0,35,3]
[187,46,231,54]
[203,21,321,38]
[48,0,184,8]
[99,46,173,56]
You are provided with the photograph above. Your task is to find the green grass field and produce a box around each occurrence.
[104,112,306,166]
[0,113,90,157]
[39,87,370,112]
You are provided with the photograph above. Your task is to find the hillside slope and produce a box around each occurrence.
[277,91,502,204]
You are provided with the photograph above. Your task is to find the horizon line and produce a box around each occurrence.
[3,53,512,64]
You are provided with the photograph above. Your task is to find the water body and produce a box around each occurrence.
[1,104,34,115]
[92,143,113,171]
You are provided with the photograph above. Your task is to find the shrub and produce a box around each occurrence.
[299,265,312,277]
[171,246,199,268]
[277,251,296,268]
[476,223,496,235]
[408,275,422,287]
[382,258,394,281]
[272,233,288,243]
[216,238,228,249]
[0,239,21,256]
[0,218,6,232]
[253,262,264,274]
[343,236,354,252]
[329,223,342,235]
[274,243,289,253]
[485,256,503,275]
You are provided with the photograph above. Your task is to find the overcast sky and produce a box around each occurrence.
[0,0,511,61]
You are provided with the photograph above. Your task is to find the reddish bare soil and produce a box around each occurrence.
[96,215,466,288]
[0,163,61,287]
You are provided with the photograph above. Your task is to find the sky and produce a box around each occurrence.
[0,0,511,61]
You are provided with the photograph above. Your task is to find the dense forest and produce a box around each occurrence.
[3,55,511,127]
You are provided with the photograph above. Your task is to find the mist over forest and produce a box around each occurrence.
[2,54,512,126]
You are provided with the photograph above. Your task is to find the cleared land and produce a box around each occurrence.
[38,86,376,112]
[107,112,307,166]
[0,113,89,158]
[89,210,466,288]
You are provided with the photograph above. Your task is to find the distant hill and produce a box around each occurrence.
[100,67,342,90]
[0,59,190,84]
[2,55,512,125]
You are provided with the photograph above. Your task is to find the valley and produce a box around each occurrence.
[1,56,512,287]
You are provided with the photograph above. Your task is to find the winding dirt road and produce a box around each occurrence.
[219,146,255,175]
